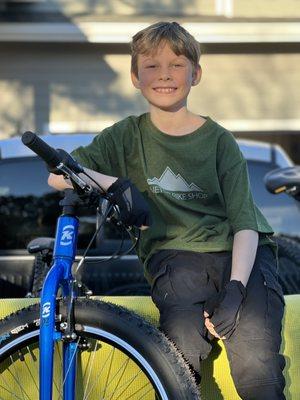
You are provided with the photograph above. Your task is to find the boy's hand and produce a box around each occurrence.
[203,280,246,339]
[107,178,152,229]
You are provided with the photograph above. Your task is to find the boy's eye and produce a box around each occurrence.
[173,63,184,68]
[146,65,157,69]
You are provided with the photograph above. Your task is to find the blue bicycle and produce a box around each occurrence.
[0,133,198,400]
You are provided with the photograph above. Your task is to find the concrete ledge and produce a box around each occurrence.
[0,22,300,43]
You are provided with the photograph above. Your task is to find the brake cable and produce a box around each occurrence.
[73,171,141,276]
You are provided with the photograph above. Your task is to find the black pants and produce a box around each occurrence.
[147,246,286,400]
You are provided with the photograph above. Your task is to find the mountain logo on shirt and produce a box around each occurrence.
[147,167,208,201]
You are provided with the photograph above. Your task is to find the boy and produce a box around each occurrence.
[48,22,286,399]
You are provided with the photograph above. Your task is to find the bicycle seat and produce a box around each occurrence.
[264,166,300,194]
[27,237,55,254]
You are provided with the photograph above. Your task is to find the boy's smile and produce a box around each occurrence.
[153,87,177,94]
[131,42,201,113]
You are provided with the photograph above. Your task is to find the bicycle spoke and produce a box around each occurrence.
[113,366,144,400]
[61,338,80,391]
[82,340,99,399]
[107,357,131,400]
[23,347,39,394]
[54,342,63,397]
[6,359,31,400]
[106,355,154,400]
[125,381,153,400]
[84,344,115,399]
[84,340,157,400]
[82,344,93,382]
[0,381,27,400]
[101,346,115,399]
[0,358,26,400]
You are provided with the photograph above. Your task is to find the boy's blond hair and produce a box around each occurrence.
[131,21,201,77]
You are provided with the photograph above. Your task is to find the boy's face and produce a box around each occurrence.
[131,42,201,113]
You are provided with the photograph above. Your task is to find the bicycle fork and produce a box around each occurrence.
[40,214,79,400]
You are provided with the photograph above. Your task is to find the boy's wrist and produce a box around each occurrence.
[78,169,118,191]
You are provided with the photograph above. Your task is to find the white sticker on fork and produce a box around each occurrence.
[42,302,51,319]
[60,225,75,246]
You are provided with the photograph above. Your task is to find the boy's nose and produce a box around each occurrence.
[159,67,172,81]
[159,73,172,81]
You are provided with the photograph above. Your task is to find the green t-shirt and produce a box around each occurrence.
[71,113,274,270]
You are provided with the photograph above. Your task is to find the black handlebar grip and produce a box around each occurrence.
[22,131,62,167]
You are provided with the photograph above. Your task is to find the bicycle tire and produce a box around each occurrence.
[31,253,51,297]
[275,235,300,294]
[0,299,199,400]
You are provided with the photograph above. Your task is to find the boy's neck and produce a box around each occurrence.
[149,107,206,136]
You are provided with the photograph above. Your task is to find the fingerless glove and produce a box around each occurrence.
[107,178,152,228]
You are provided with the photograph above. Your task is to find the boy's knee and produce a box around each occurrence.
[228,339,286,400]
[235,378,286,400]
[159,308,212,373]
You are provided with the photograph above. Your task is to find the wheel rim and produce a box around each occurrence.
[0,327,169,400]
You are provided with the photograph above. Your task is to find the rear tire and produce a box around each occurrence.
[30,253,51,297]
[0,299,199,399]
[275,235,300,294]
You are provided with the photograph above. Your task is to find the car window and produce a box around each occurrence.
[0,157,97,250]
[247,160,300,236]
[0,158,51,197]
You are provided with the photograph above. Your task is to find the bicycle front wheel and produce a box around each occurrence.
[0,299,199,400]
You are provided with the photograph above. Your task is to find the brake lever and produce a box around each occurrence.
[58,164,92,192]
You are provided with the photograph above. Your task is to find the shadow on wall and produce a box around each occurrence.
[0,42,145,138]
[0,0,151,138]
[60,0,199,17]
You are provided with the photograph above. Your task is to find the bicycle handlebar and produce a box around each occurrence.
[22,131,62,168]
[21,132,138,266]
[22,131,92,193]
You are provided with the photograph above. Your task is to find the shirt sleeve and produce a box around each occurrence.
[217,131,274,235]
[70,127,117,176]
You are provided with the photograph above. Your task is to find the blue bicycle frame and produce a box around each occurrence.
[19,131,107,400]
[40,213,79,400]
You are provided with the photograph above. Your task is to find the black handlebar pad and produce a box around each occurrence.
[22,131,62,168]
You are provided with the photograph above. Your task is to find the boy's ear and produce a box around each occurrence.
[192,64,202,86]
[131,70,140,89]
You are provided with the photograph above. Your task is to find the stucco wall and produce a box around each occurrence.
[0,43,299,139]
[3,0,300,19]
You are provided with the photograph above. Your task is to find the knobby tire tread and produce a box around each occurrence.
[31,254,51,297]
[0,299,199,400]
[275,235,300,294]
